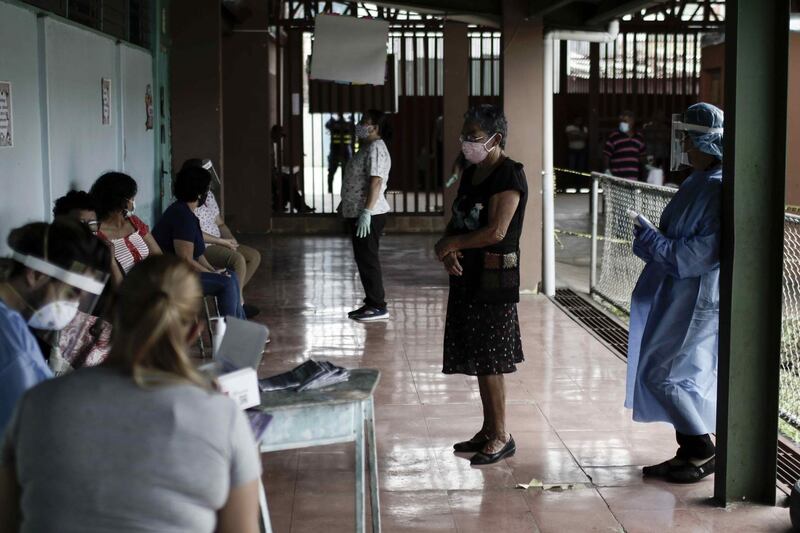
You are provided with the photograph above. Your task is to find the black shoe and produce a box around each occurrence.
[642,457,685,478]
[470,436,516,466]
[667,456,715,483]
[243,304,260,319]
[454,438,489,453]
[348,305,368,317]
[350,306,390,322]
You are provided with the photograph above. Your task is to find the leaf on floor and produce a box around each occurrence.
[515,478,591,491]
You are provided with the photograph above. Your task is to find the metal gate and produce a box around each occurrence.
[271,2,501,216]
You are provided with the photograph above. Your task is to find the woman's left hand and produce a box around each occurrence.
[435,237,458,261]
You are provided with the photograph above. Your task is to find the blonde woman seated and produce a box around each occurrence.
[0,255,261,533]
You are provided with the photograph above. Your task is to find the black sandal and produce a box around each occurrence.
[470,436,516,466]
[454,431,491,453]
[642,457,686,478]
[667,456,715,483]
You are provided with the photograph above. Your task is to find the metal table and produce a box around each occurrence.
[256,369,381,533]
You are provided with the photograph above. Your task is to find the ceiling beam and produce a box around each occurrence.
[586,0,659,25]
[369,0,501,27]
[370,0,501,16]
[529,0,576,16]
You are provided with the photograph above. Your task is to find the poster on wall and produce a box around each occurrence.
[145,84,154,130]
[310,15,389,85]
[0,82,12,148]
[101,78,111,125]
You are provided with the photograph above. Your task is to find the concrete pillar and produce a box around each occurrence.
[716,0,789,506]
[442,22,469,219]
[169,0,223,180]
[503,0,544,292]
[222,11,272,232]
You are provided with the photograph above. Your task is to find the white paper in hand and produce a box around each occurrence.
[626,209,655,229]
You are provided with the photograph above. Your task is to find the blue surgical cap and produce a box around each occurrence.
[685,102,724,160]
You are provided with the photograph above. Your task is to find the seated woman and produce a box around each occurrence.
[51,191,115,371]
[182,159,262,317]
[90,172,161,284]
[152,165,246,319]
[0,219,110,436]
[0,255,261,533]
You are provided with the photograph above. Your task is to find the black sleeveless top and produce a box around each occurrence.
[448,157,528,304]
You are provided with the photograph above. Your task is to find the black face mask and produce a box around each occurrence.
[198,192,209,207]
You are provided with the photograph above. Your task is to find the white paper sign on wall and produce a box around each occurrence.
[0,82,12,148]
[310,14,389,86]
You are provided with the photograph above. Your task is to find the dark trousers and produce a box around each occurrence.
[328,147,352,192]
[200,270,245,320]
[568,148,588,172]
[675,431,715,460]
[350,214,387,309]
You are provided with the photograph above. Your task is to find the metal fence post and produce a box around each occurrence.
[590,173,600,290]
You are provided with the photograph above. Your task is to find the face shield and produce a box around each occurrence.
[201,159,221,187]
[669,113,724,171]
[11,251,108,329]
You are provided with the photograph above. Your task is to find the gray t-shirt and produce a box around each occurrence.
[1,366,261,533]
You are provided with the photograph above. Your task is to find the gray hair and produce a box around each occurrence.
[463,104,507,148]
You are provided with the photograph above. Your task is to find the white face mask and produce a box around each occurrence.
[355,124,372,140]
[27,300,79,331]
[619,122,630,134]
[126,199,136,215]
[461,134,497,165]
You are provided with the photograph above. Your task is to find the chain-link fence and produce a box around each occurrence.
[590,173,676,312]
[781,214,800,431]
[589,177,800,434]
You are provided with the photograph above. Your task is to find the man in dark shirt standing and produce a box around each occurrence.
[603,110,647,180]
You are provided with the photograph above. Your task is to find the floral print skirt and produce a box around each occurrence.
[442,289,524,376]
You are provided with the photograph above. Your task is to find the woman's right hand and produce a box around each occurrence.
[443,252,463,276]
[222,239,239,250]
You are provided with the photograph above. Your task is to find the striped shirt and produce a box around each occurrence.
[604,131,646,180]
[97,216,151,274]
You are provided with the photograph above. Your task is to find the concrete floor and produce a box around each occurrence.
[242,233,791,532]
[555,193,597,294]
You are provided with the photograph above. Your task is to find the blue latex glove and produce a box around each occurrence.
[356,209,373,238]
[632,223,660,262]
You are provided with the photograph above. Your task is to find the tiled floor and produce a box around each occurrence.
[242,233,791,532]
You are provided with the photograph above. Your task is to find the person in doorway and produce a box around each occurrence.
[626,102,723,483]
[434,104,527,465]
[325,113,354,194]
[152,165,247,320]
[271,124,314,213]
[183,159,262,318]
[603,110,647,180]
[341,110,392,322]
[0,219,110,436]
[0,255,261,533]
[565,116,589,172]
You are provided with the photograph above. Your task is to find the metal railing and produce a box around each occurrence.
[589,172,800,435]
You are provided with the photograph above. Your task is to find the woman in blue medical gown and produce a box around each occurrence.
[626,103,724,483]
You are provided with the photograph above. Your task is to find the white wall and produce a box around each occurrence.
[0,2,46,247]
[0,2,156,254]
[120,45,156,220]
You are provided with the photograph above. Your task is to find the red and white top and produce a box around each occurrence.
[97,216,151,274]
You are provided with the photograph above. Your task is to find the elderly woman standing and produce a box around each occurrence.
[435,104,528,465]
